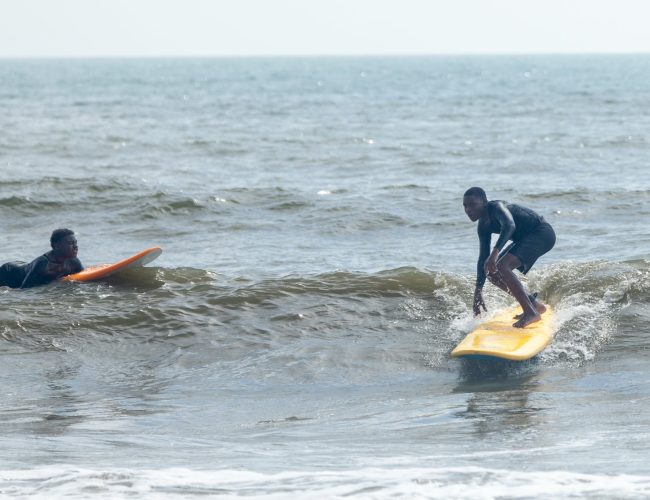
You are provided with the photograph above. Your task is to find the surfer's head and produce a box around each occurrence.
[50,228,78,258]
[463,187,488,222]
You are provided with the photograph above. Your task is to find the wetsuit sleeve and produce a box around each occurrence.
[491,201,516,250]
[475,222,491,289]
[20,256,49,289]
[70,258,83,273]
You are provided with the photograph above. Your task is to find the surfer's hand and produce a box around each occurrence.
[473,290,487,316]
[484,251,498,275]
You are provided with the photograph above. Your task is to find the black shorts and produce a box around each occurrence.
[499,222,556,275]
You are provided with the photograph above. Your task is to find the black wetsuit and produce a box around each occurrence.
[0,254,83,288]
[476,201,555,288]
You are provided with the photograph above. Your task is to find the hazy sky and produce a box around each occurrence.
[2,0,650,58]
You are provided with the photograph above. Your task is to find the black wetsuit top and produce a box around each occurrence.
[476,201,544,288]
[0,254,83,288]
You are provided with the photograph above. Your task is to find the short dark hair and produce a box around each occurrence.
[50,228,75,247]
[463,187,487,201]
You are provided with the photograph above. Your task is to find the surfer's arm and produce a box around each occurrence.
[475,223,491,289]
[473,224,490,315]
[483,202,516,274]
[69,257,83,273]
[492,201,515,250]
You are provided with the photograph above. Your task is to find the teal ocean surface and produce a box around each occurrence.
[1,56,650,498]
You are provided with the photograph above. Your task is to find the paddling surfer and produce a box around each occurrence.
[0,228,83,288]
[463,187,556,328]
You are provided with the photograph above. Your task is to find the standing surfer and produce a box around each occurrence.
[463,187,556,328]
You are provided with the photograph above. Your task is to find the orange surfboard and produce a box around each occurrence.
[63,246,163,282]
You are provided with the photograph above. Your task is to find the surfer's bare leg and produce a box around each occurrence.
[512,294,546,320]
[492,254,541,328]
[487,271,510,294]
[489,272,545,319]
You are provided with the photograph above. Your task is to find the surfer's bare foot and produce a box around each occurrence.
[514,301,547,320]
[513,312,541,328]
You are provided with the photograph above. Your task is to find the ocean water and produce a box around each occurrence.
[1,55,650,498]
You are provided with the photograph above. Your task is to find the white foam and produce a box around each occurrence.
[539,291,615,363]
[2,465,650,499]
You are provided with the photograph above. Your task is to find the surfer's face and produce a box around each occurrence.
[463,195,486,222]
[55,235,78,258]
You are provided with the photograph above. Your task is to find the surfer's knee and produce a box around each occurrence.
[495,260,509,275]
[496,257,518,275]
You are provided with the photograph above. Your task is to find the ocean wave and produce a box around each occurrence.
[206,267,453,306]
[0,260,642,318]
[520,189,595,203]
[0,261,648,368]
[140,194,206,218]
[0,196,63,210]
[522,187,650,203]
[0,178,425,232]
[0,176,141,215]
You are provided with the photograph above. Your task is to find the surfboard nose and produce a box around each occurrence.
[62,246,163,282]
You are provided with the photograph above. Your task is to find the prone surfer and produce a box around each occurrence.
[0,228,83,288]
[463,187,556,328]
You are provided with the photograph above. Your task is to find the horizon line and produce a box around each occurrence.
[1,50,650,61]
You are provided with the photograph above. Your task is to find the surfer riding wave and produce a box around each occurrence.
[463,187,556,328]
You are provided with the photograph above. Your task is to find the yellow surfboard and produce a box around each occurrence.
[451,305,555,361]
